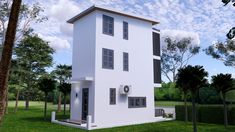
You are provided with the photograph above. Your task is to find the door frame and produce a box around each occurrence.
[81,88,89,121]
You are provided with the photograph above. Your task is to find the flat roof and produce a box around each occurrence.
[67,5,159,25]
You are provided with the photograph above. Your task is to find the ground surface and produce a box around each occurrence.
[0,101,235,132]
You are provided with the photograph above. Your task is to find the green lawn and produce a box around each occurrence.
[155,101,185,106]
[0,101,235,132]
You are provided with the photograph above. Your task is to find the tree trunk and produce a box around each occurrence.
[63,94,66,115]
[184,92,188,123]
[0,0,22,122]
[192,95,197,132]
[25,95,29,110]
[57,92,61,112]
[44,93,47,120]
[222,93,228,128]
[4,90,8,114]
[14,89,20,113]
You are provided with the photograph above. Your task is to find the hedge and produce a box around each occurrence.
[175,105,235,125]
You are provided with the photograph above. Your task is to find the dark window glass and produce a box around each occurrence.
[153,59,161,83]
[110,88,116,105]
[128,97,146,108]
[103,15,114,36]
[152,32,160,56]
[123,21,128,40]
[102,48,114,69]
[123,52,129,71]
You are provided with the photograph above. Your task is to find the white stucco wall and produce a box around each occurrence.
[93,10,155,127]
[70,12,96,122]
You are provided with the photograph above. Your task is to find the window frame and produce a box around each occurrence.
[123,52,129,71]
[103,15,114,36]
[109,88,116,105]
[128,97,146,108]
[123,21,128,40]
[102,48,114,69]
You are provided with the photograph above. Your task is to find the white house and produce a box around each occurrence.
[52,5,162,130]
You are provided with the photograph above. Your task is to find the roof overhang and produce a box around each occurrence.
[70,77,93,83]
[67,5,159,25]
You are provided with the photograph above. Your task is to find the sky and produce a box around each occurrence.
[25,0,235,82]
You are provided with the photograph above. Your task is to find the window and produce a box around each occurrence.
[153,59,161,83]
[110,88,116,105]
[123,52,129,71]
[123,21,128,40]
[102,48,114,69]
[103,15,114,36]
[153,32,160,56]
[128,97,146,108]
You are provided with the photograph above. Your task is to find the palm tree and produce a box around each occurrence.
[211,73,234,127]
[52,64,72,112]
[58,82,71,115]
[176,81,189,123]
[176,65,208,132]
[38,76,56,120]
[0,0,22,122]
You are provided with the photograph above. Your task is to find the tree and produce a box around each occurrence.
[176,65,208,132]
[51,64,72,112]
[38,76,56,120]
[15,34,54,109]
[211,73,234,127]
[58,83,71,115]
[0,0,22,123]
[0,0,47,45]
[222,0,235,39]
[161,37,200,82]
[205,39,235,68]
[176,81,189,123]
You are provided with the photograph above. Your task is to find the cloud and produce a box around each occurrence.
[38,34,70,51]
[161,30,200,46]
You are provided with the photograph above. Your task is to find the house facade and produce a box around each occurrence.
[67,5,161,129]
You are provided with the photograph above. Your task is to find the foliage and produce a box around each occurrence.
[226,90,235,102]
[51,64,72,83]
[205,40,235,67]
[198,87,222,104]
[211,74,234,94]
[38,76,56,95]
[176,105,235,125]
[222,0,235,7]
[161,37,200,82]
[14,34,54,108]
[155,82,181,101]
[0,0,47,45]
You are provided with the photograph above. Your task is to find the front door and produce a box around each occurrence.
[82,88,89,121]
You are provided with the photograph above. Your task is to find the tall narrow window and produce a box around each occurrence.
[102,48,114,69]
[110,88,116,105]
[123,52,129,71]
[123,21,128,40]
[103,15,114,36]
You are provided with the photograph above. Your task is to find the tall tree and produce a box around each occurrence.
[176,82,189,123]
[0,0,22,122]
[38,76,56,120]
[51,64,72,112]
[15,34,54,109]
[161,37,200,82]
[176,65,208,132]
[205,39,235,68]
[211,73,234,127]
[0,0,47,46]
[58,83,71,115]
[222,0,235,39]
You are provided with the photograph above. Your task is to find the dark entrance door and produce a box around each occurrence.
[82,88,89,121]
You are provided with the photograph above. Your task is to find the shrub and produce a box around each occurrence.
[175,105,235,125]
[155,82,181,101]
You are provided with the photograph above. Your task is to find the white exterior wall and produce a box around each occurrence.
[93,10,155,127]
[70,12,96,122]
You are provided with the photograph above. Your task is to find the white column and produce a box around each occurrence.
[87,115,92,130]
[51,111,56,122]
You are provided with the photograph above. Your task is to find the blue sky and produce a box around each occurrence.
[27,0,235,81]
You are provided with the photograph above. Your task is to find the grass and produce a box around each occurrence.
[155,101,185,106]
[0,101,235,132]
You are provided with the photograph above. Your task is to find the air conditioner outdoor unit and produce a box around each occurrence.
[119,85,132,95]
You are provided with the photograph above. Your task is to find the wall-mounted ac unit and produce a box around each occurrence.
[119,85,132,95]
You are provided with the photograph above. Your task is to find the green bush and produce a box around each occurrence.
[155,82,181,101]
[175,105,235,125]
[199,87,222,104]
